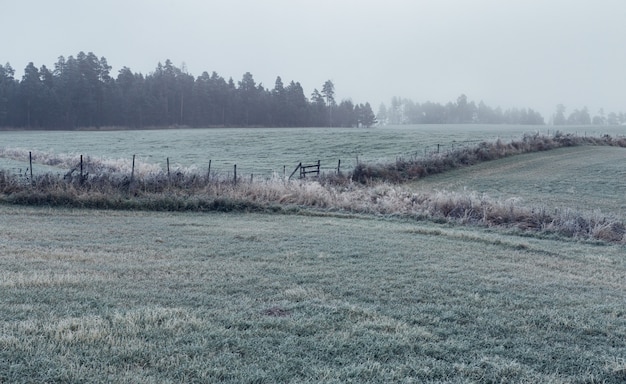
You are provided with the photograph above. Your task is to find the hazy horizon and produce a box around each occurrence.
[4,0,626,121]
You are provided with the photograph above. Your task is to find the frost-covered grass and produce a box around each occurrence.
[352,132,626,183]
[2,133,626,382]
[1,206,625,383]
[414,145,626,214]
[2,142,625,243]
[2,125,624,178]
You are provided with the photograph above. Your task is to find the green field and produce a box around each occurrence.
[1,142,626,382]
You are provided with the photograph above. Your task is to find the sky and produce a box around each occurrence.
[3,0,626,120]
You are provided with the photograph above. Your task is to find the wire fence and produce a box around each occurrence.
[3,130,625,187]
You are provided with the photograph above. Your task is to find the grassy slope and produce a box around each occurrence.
[412,146,626,215]
[1,206,625,383]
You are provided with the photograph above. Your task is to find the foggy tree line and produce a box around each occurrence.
[551,104,626,126]
[378,95,625,126]
[377,95,546,125]
[0,52,377,129]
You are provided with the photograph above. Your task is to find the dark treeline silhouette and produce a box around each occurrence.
[378,95,545,125]
[0,52,377,129]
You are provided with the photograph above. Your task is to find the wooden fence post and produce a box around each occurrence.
[130,154,136,184]
[29,151,33,184]
[207,160,211,181]
[167,157,170,178]
[337,159,341,174]
[80,154,83,184]
[234,164,237,185]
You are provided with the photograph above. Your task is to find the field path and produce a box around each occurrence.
[412,145,626,214]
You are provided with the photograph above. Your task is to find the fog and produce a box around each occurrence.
[4,0,625,120]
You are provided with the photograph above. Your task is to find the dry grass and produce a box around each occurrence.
[2,170,624,243]
[1,134,625,243]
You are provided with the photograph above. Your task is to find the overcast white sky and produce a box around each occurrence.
[3,0,625,119]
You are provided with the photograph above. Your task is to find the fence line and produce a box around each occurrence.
[5,131,625,185]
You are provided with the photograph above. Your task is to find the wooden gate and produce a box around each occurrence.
[289,160,320,180]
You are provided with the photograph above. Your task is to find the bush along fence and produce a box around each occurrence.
[1,152,348,194]
[352,132,626,183]
[2,132,626,193]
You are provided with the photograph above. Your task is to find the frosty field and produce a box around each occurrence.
[1,125,624,178]
[1,125,626,382]
[414,145,626,215]
[1,206,625,383]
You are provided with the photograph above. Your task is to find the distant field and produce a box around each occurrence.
[1,125,624,177]
[412,145,626,216]
[1,206,625,382]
